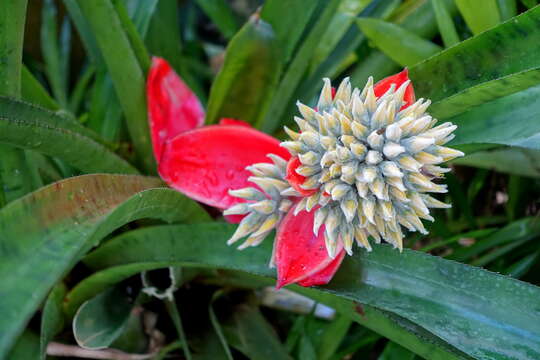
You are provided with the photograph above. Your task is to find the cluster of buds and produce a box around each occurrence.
[226,74,463,257]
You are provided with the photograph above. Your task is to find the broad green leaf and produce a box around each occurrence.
[69,264,465,360]
[206,16,281,126]
[194,0,239,40]
[455,0,501,35]
[447,84,540,150]
[431,0,460,47]
[260,0,342,133]
[410,6,540,103]
[0,97,137,174]
[357,18,442,67]
[83,223,540,359]
[430,68,540,119]
[0,174,208,357]
[453,147,540,178]
[40,283,67,360]
[73,286,133,349]
[260,0,320,64]
[77,0,155,173]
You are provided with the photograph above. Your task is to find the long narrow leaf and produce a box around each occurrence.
[84,223,540,359]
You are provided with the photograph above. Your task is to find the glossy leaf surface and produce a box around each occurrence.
[84,223,540,360]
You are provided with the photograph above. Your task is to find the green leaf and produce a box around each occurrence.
[431,0,460,47]
[497,0,518,20]
[206,16,281,126]
[83,223,540,359]
[228,305,292,360]
[145,0,205,102]
[0,174,208,357]
[260,0,342,133]
[317,314,352,360]
[430,68,540,119]
[379,341,416,360]
[409,6,540,103]
[453,147,540,178]
[21,66,60,111]
[69,263,465,360]
[194,0,239,40]
[124,0,159,37]
[77,0,155,173]
[0,0,27,96]
[351,0,457,86]
[41,0,69,107]
[73,286,133,349]
[357,18,442,67]
[111,0,151,73]
[165,298,193,360]
[448,217,540,262]
[40,283,67,360]
[310,0,372,71]
[455,0,501,35]
[260,0,320,64]
[446,84,540,150]
[0,97,138,174]
[7,331,40,360]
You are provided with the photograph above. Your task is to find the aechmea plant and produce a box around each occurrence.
[147,58,463,289]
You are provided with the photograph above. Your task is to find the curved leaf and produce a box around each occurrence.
[0,97,138,174]
[448,84,540,150]
[0,174,209,357]
[70,225,466,360]
[206,15,281,126]
[453,147,540,178]
[83,223,540,360]
[40,283,67,360]
[430,67,540,119]
[455,0,501,35]
[410,6,540,103]
[356,18,442,67]
[73,286,133,349]
[77,0,155,172]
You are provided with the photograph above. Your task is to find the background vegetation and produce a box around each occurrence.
[1,0,540,359]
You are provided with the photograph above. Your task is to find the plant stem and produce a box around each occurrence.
[164,298,192,360]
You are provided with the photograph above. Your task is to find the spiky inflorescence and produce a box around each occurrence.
[224,154,297,250]
[226,77,464,257]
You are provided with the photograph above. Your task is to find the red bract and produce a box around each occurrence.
[158,125,290,209]
[147,57,205,161]
[285,157,318,196]
[373,68,415,110]
[275,207,345,289]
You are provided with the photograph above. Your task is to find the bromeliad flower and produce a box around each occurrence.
[147,57,463,289]
[147,57,342,287]
[226,69,464,287]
